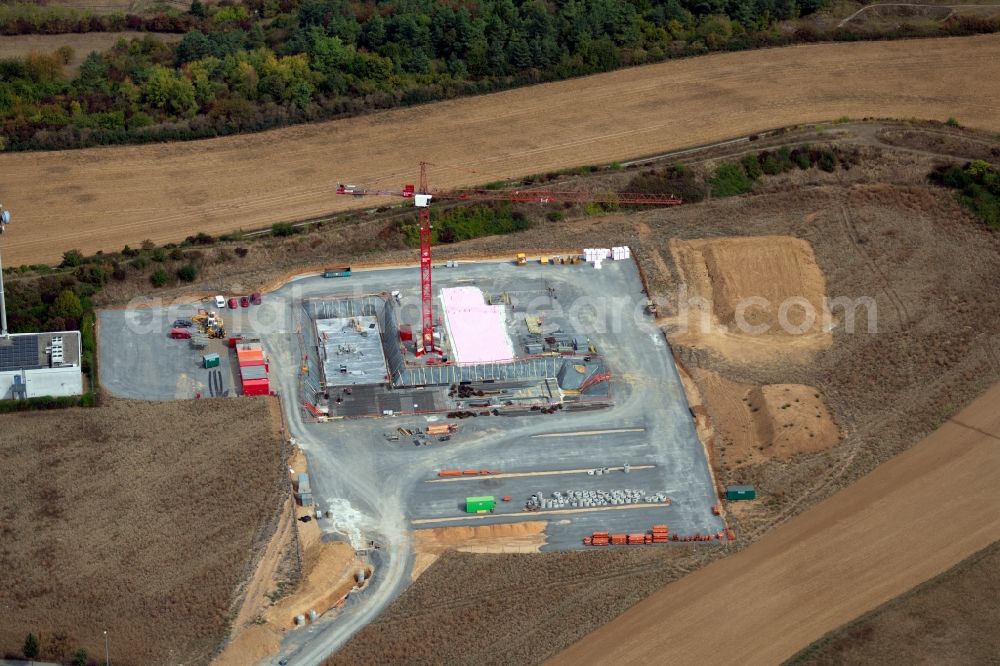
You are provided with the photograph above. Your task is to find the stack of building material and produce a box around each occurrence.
[583,248,611,262]
[611,246,632,260]
[610,533,627,545]
[651,525,670,543]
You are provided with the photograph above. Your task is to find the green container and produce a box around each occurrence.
[465,496,496,514]
[203,353,221,369]
[323,266,352,278]
[726,485,756,501]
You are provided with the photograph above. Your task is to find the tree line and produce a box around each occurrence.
[0,0,849,151]
[3,0,1000,151]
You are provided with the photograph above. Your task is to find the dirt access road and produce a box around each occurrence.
[4,34,1000,266]
[551,383,1000,666]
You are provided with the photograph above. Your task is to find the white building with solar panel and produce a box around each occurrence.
[0,331,83,400]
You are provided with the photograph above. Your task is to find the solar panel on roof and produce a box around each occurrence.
[0,335,42,372]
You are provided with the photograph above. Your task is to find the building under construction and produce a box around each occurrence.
[299,288,611,419]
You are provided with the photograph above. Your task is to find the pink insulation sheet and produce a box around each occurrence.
[440,286,514,364]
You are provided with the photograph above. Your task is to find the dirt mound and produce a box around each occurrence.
[552,383,1000,666]
[6,34,1000,265]
[412,522,548,581]
[691,368,839,469]
[700,237,827,333]
[666,236,831,364]
[760,384,839,457]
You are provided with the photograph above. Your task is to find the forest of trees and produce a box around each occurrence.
[1,0,998,150]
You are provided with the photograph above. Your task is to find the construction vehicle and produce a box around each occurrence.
[192,310,226,338]
[646,298,658,316]
[337,163,681,358]
[539,256,549,264]
[516,253,527,266]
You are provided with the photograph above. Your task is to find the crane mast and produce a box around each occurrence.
[336,164,682,361]
[415,162,438,355]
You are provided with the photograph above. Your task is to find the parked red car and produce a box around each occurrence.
[251,292,262,305]
[169,327,192,339]
[228,297,238,309]
[240,296,250,308]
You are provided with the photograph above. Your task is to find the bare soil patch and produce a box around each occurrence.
[213,445,362,665]
[411,522,548,581]
[788,539,1000,665]
[758,384,840,457]
[665,236,831,364]
[691,368,839,469]
[876,125,1000,161]
[0,397,287,666]
[0,32,182,72]
[552,383,1000,665]
[6,34,1000,265]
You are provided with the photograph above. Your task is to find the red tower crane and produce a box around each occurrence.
[337,162,682,357]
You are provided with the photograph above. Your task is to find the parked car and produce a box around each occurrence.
[172,319,193,328]
[240,296,250,308]
[251,291,262,305]
[215,295,226,309]
[228,297,238,309]
[169,328,192,339]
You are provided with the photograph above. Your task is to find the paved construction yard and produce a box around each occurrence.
[98,257,723,657]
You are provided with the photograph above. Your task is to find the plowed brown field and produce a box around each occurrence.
[550,383,1000,666]
[4,34,1000,265]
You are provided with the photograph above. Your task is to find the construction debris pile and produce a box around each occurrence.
[583,525,736,546]
[526,488,670,510]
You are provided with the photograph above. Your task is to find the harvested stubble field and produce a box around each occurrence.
[318,129,1000,663]
[788,539,1000,665]
[0,32,183,72]
[5,34,1000,265]
[553,383,1000,665]
[0,397,287,665]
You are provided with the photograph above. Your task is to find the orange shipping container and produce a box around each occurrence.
[237,349,265,364]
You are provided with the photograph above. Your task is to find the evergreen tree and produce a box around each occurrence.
[23,633,40,660]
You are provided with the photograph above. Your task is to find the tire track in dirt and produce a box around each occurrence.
[839,203,911,326]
